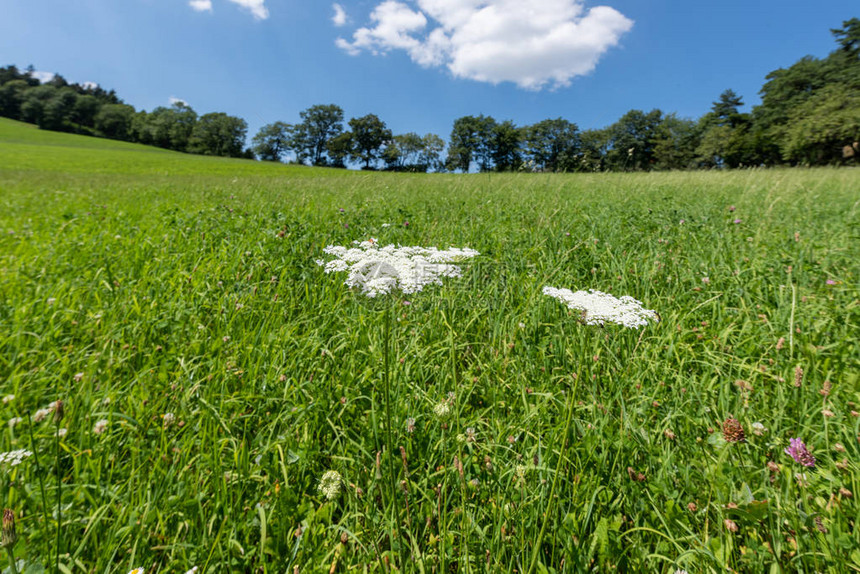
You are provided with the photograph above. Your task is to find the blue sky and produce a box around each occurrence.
[0,0,856,143]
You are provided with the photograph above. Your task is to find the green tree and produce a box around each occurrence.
[603,109,663,170]
[383,132,423,171]
[782,83,860,164]
[94,103,135,140]
[252,121,294,162]
[0,79,29,119]
[348,114,392,169]
[446,115,496,172]
[419,133,446,172]
[652,114,701,170]
[293,104,344,166]
[326,132,352,168]
[522,118,580,172]
[189,112,247,157]
[490,120,522,172]
[72,94,101,129]
[579,129,608,172]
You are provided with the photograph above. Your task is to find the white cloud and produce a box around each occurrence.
[332,3,348,27]
[31,70,55,84]
[81,81,98,90]
[169,96,189,106]
[228,0,268,20]
[189,0,213,12]
[337,0,633,89]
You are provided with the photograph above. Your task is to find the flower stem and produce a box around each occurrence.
[55,419,62,573]
[24,412,51,560]
[382,304,404,568]
[527,370,579,574]
[6,547,18,574]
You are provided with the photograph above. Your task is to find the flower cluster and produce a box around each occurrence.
[0,449,32,467]
[318,470,342,501]
[542,287,658,329]
[317,239,479,297]
[784,438,815,468]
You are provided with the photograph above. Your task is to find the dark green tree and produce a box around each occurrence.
[490,120,522,172]
[522,118,580,171]
[188,112,247,157]
[94,103,135,140]
[292,104,344,166]
[348,114,392,169]
[252,121,294,162]
[603,109,663,170]
[652,114,701,170]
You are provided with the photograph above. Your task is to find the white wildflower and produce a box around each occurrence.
[317,239,479,297]
[381,223,392,228]
[0,449,33,466]
[184,568,198,574]
[542,287,658,329]
[162,413,175,427]
[46,297,56,306]
[128,568,145,574]
[318,470,342,501]
[2,395,14,404]
[433,402,451,419]
[33,408,52,423]
[751,422,767,436]
[56,428,67,438]
[8,417,22,428]
[93,419,109,435]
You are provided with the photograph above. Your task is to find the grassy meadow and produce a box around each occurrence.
[0,117,858,573]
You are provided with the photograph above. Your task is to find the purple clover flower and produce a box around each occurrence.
[826,279,836,285]
[784,438,815,468]
[733,219,742,224]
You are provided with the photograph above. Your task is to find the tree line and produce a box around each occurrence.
[1,19,857,170]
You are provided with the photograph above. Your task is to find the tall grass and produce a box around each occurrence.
[0,118,858,572]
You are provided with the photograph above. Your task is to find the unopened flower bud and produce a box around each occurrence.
[1,509,16,549]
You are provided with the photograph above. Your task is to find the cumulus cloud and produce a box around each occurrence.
[336,0,633,89]
[189,0,213,12]
[169,96,189,106]
[81,81,98,90]
[31,71,55,84]
[332,3,348,27]
[228,0,268,19]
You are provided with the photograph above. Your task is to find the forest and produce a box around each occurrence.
[1,18,857,172]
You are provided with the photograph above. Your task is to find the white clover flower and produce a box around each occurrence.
[0,449,33,466]
[317,240,479,297]
[543,287,658,329]
[2,395,14,404]
[184,568,198,574]
[751,422,767,436]
[318,470,342,501]
[93,419,109,435]
[46,298,56,306]
[33,408,52,423]
[8,417,22,428]
[162,413,175,428]
[433,402,451,419]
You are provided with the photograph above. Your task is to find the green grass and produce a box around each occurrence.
[0,117,858,573]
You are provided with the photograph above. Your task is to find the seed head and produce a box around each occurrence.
[794,365,803,388]
[722,418,745,443]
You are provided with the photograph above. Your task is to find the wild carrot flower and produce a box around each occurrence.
[317,239,479,297]
[542,287,658,329]
[318,470,342,500]
[0,450,32,466]
[784,438,815,468]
